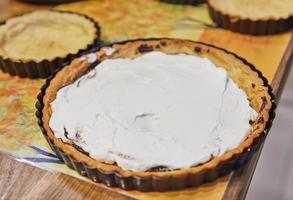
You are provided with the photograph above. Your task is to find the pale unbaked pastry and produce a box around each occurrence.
[0,10,97,62]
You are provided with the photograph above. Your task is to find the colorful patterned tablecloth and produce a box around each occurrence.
[0,0,292,199]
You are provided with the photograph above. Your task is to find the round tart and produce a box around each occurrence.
[208,0,293,35]
[0,10,100,78]
[36,38,274,191]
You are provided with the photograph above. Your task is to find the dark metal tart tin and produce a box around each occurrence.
[21,0,79,4]
[35,38,276,191]
[207,0,293,35]
[0,10,101,79]
[161,0,206,5]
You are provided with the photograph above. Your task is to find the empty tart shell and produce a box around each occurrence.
[207,0,293,35]
[36,38,275,191]
[0,10,100,78]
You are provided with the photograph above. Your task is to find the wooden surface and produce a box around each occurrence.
[0,154,130,200]
[0,1,293,200]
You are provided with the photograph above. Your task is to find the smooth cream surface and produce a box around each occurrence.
[49,52,257,172]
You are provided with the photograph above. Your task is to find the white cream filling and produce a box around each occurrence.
[104,47,116,56]
[78,53,97,63]
[49,52,257,172]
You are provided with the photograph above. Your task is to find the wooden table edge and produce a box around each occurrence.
[222,31,293,200]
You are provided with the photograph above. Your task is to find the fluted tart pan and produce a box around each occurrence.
[35,38,275,191]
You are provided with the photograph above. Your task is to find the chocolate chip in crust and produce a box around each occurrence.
[260,96,268,111]
[257,116,264,124]
[194,47,201,53]
[137,44,154,53]
[160,41,167,46]
[146,166,171,172]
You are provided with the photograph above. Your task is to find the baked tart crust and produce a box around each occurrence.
[0,10,100,78]
[208,0,293,35]
[36,38,274,191]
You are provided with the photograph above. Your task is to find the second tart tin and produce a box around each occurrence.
[207,0,293,35]
[0,10,101,79]
[35,38,276,191]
